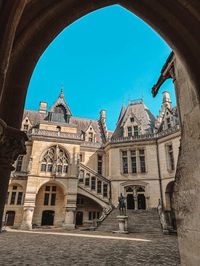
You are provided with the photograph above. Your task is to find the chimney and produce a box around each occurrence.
[39,102,47,113]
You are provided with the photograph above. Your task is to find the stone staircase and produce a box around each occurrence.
[78,163,111,204]
[97,208,163,235]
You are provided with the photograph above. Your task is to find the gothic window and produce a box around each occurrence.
[85,174,90,186]
[126,187,133,192]
[103,184,108,197]
[166,144,175,171]
[134,126,139,138]
[137,186,145,192]
[131,150,137,173]
[130,117,134,123]
[16,155,23,172]
[10,192,16,205]
[127,126,132,137]
[97,180,102,193]
[40,146,69,174]
[44,185,57,206]
[79,170,84,183]
[16,192,23,205]
[97,155,103,174]
[91,177,96,190]
[8,185,24,206]
[139,149,146,173]
[122,151,128,174]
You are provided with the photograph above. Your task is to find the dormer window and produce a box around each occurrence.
[134,126,139,138]
[23,124,29,132]
[127,127,132,137]
[88,132,93,142]
[167,117,171,128]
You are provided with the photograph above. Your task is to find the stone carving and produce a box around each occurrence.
[0,119,28,170]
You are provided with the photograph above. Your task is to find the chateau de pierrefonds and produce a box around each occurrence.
[3,84,180,231]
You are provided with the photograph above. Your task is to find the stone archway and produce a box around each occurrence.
[33,182,65,227]
[0,1,200,264]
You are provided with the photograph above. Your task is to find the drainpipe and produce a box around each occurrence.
[156,138,164,208]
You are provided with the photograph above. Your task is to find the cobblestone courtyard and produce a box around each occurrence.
[0,229,180,266]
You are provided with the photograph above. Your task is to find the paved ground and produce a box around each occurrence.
[0,229,180,266]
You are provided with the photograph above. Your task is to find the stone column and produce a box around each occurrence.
[0,119,28,231]
[21,207,34,230]
[133,187,138,210]
[63,207,76,230]
[63,192,77,230]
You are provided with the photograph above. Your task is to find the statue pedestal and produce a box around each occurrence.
[114,215,128,234]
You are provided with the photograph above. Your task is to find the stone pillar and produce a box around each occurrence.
[115,215,128,234]
[21,207,34,230]
[0,119,27,231]
[133,187,138,210]
[63,192,77,230]
[63,207,76,230]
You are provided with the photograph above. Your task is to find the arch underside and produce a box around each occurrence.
[1,1,200,264]
[1,1,200,127]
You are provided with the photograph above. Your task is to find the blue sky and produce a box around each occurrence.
[26,4,175,130]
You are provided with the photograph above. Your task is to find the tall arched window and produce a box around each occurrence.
[40,146,69,174]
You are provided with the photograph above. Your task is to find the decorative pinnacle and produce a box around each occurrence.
[60,84,64,98]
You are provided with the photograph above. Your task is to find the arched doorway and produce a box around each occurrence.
[41,210,55,226]
[125,186,146,210]
[165,181,176,230]
[138,194,146,210]
[127,194,135,210]
[6,211,15,226]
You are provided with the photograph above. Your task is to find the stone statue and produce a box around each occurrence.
[118,193,126,215]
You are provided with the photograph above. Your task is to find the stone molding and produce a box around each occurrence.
[0,119,28,170]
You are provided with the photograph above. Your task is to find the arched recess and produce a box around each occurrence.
[1,1,200,128]
[36,179,67,195]
[33,181,65,227]
[165,181,175,211]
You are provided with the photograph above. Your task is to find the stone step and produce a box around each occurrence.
[97,208,162,234]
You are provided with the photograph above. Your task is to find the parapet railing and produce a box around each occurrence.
[80,141,102,148]
[108,125,180,144]
[29,128,82,140]
[29,129,103,148]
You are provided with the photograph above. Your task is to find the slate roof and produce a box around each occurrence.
[23,110,103,143]
[112,101,155,139]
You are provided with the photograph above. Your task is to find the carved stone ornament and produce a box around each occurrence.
[0,119,28,170]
